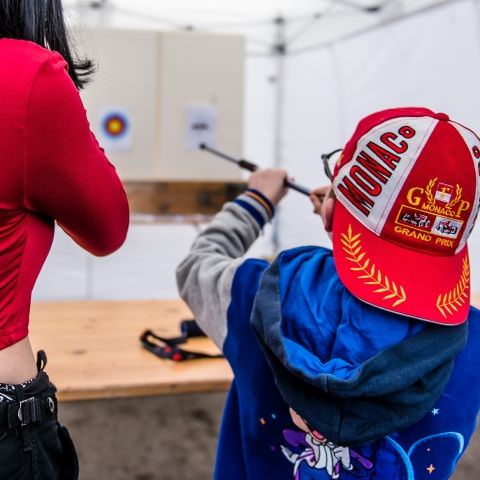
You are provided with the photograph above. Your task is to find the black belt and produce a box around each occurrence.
[140,320,224,362]
[0,351,57,429]
[0,393,58,429]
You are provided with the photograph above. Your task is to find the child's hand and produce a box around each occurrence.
[310,186,329,216]
[310,185,335,234]
[248,169,289,206]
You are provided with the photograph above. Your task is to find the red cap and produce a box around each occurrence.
[332,107,480,325]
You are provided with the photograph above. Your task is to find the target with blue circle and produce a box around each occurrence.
[102,111,130,140]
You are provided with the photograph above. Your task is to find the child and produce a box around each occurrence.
[177,107,480,479]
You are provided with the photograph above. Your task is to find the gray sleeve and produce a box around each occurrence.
[176,198,270,349]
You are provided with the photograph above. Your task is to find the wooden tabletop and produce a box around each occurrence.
[29,300,233,402]
[29,295,480,403]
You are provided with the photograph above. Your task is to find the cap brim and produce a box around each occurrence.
[333,202,471,326]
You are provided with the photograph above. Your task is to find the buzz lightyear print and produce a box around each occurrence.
[280,408,464,479]
[280,408,373,479]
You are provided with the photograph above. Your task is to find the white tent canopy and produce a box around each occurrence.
[66,0,461,60]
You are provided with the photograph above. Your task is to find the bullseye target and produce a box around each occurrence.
[98,107,132,152]
[102,112,129,139]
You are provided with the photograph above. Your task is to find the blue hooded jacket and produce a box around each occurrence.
[177,195,480,480]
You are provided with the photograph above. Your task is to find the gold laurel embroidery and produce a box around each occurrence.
[445,184,462,210]
[436,257,470,318]
[425,178,438,204]
[340,225,407,307]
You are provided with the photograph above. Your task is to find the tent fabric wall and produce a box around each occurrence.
[333,0,480,131]
[243,56,277,166]
[277,0,480,291]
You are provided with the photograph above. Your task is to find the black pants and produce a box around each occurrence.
[0,369,79,479]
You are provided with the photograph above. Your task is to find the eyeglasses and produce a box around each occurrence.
[321,148,343,181]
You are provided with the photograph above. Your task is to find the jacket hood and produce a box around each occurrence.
[250,246,468,446]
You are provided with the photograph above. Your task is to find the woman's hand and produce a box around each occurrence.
[248,169,290,206]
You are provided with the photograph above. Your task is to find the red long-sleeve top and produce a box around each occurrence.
[0,39,130,348]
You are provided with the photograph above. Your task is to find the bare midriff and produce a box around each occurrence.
[0,337,37,385]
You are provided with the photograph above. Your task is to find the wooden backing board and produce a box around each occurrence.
[29,300,232,402]
[125,181,246,215]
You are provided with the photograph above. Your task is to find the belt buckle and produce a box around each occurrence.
[17,397,36,427]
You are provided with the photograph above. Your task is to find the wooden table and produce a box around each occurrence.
[29,295,480,403]
[29,300,233,402]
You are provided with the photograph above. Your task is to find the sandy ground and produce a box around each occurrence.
[60,393,480,480]
[453,428,480,479]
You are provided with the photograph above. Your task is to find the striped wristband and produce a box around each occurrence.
[233,188,275,228]
[244,189,275,218]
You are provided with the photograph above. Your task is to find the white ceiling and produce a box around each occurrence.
[68,0,456,19]
[66,0,463,53]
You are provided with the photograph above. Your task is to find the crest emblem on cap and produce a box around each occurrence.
[425,178,463,211]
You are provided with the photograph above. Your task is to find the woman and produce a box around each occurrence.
[0,1,129,478]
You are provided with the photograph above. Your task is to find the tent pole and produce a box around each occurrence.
[272,15,287,252]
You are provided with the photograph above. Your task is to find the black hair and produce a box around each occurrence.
[0,0,94,89]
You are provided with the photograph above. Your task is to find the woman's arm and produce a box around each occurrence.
[24,52,129,256]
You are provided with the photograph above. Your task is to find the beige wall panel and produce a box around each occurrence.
[80,28,158,180]
[155,31,245,180]
[80,27,245,181]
